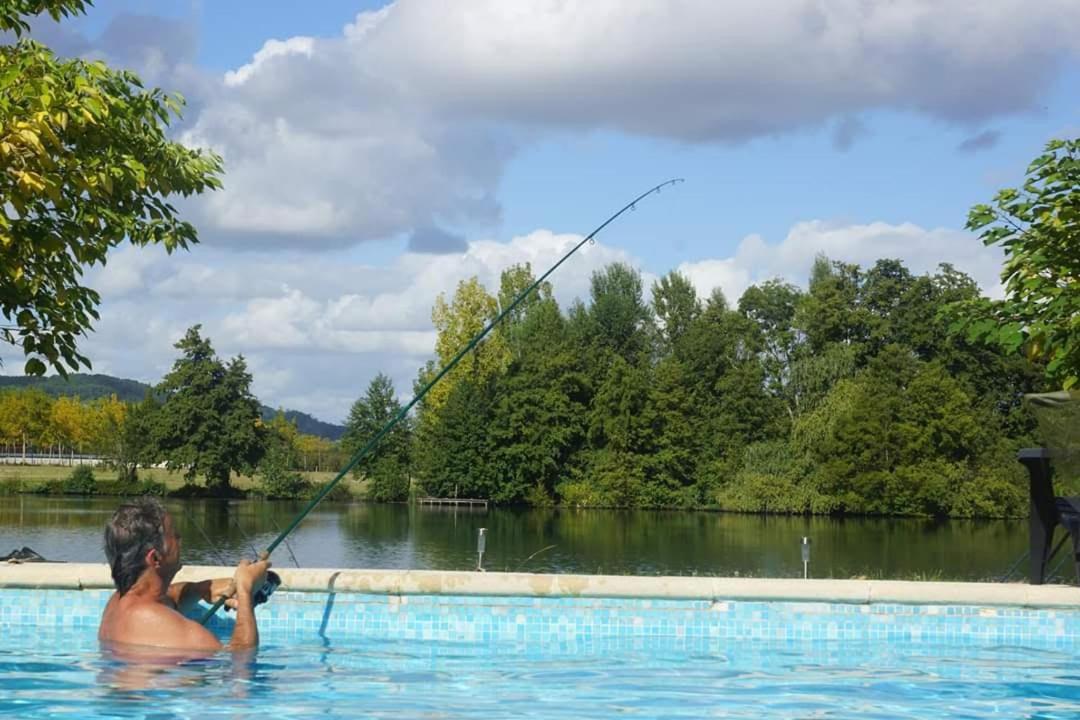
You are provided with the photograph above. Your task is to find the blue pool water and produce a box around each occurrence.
[2,589,1080,718]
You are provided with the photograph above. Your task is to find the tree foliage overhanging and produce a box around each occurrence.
[0,0,222,376]
[951,138,1080,390]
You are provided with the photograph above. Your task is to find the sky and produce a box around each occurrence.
[8,0,1080,423]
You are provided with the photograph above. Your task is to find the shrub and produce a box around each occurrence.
[366,458,409,502]
[62,466,97,495]
[315,481,353,503]
[258,441,309,499]
[96,470,167,497]
[717,441,820,514]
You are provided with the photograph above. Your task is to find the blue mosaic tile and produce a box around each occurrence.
[2,588,1080,649]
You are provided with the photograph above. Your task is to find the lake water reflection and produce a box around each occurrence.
[0,496,1035,580]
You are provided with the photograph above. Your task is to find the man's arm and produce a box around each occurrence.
[227,557,270,651]
[227,587,259,650]
[166,579,235,614]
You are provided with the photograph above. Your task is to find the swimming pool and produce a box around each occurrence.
[2,566,1079,718]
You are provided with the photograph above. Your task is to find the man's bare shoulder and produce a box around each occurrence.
[99,593,222,652]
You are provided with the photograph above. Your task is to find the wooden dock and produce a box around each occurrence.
[417,497,489,510]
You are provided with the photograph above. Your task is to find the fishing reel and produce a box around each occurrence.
[253,570,281,607]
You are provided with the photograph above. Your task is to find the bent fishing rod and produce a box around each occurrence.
[200,178,684,624]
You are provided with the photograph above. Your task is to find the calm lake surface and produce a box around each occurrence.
[0,496,1038,581]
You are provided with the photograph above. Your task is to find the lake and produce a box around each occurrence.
[0,496,1041,581]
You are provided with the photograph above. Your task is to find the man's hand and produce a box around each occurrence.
[209,578,238,610]
[233,553,271,598]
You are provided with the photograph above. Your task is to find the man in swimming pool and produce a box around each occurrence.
[98,498,271,652]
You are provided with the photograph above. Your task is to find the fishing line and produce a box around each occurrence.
[200,178,684,624]
[270,519,302,569]
[183,508,229,567]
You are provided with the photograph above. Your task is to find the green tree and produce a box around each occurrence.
[489,296,588,505]
[342,373,411,502]
[153,326,265,493]
[417,375,498,500]
[678,290,782,481]
[496,263,551,361]
[796,256,869,354]
[738,279,804,423]
[113,393,158,483]
[645,357,702,506]
[586,263,654,363]
[258,412,307,499]
[651,270,701,355]
[0,1,223,376]
[861,259,914,353]
[584,355,654,507]
[955,137,1080,389]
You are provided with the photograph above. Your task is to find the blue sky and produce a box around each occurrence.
[11,1,1080,422]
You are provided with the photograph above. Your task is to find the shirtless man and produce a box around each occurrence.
[98,498,271,652]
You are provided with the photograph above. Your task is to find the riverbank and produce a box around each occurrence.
[0,464,360,499]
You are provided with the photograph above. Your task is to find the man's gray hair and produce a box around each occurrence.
[104,498,167,595]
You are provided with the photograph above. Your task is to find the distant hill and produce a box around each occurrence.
[0,373,346,441]
[260,407,345,441]
[0,373,152,403]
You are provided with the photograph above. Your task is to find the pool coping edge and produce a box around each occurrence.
[1,564,1078,608]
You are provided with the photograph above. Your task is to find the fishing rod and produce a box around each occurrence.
[200,178,684,625]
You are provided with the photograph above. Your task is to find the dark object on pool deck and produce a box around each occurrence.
[1019,449,1080,584]
[1019,391,1080,585]
[1,546,48,563]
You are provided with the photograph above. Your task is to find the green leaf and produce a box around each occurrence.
[23,358,46,375]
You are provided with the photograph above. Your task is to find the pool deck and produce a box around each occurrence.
[1,563,1079,608]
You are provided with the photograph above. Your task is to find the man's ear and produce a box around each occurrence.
[145,547,159,568]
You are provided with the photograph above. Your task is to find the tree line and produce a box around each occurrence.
[0,326,346,497]
[10,257,1040,518]
[377,255,1041,518]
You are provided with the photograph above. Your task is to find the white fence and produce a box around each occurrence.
[0,453,106,467]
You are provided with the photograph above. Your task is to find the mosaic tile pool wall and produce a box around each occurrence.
[2,589,1079,649]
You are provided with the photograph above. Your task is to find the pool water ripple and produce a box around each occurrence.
[2,628,1080,718]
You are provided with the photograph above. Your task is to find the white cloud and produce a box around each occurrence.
[175,0,1080,248]
[677,220,1005,304]
[218,229,636,352]
[675,258,752,307]
[368,0,1080,136]
[223,37,315,87]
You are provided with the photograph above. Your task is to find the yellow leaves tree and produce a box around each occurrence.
[295,433,338,472]
[0,388,51,458]
[0,1,223,376]
[0,388,128,461]
[423,277,510,412]
[49,394,85,457]
[90,394,125,456]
